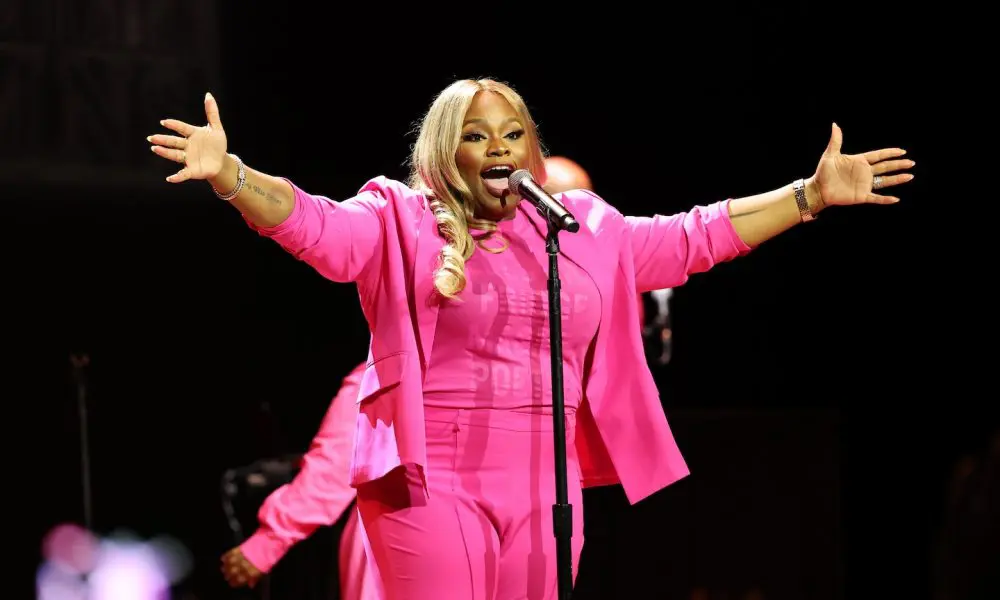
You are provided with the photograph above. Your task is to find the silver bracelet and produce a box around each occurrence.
[212,153,246,201]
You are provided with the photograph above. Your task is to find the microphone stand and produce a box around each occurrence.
[70,353,93,532]
[544,215,574,600]
[510,168,580,599]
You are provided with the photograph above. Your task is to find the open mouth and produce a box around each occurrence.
[480,164,515,198]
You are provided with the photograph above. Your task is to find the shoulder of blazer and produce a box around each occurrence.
[356,176,431,226]
[555,188,626,237]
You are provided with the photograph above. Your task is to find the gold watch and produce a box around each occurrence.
[793,178,815,222]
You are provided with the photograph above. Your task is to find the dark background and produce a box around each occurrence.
[8,2,994,599]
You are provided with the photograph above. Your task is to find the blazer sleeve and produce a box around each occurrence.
[625,200,752,293]
[245,179,388,284]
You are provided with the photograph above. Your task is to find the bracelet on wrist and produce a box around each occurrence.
[212,154,246,201]
[793,178,816,222]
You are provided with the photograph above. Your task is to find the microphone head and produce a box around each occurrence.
[508,169,533,193]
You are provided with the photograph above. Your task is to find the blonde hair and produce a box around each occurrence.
[408,79,547,299]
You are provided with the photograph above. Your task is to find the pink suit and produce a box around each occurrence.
[246,177,752,598]
[240,362,379,600]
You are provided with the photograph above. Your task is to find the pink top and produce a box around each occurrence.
[246,176,753,505]
[239,362,366,573]
[422,210,601,412]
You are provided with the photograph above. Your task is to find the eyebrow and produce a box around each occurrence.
[463,117,522,127]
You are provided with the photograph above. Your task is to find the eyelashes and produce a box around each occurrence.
[462,130,525,143]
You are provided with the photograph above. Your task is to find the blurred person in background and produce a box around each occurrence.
[220,362,379,600]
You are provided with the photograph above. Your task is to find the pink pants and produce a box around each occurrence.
[356,407,585,600]
[339,508,380,600]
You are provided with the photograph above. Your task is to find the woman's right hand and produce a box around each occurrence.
[149,93,228,183]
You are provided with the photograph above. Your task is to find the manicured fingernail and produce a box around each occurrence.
[146,136,152,142]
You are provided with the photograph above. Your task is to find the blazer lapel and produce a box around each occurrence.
[412,204,445,378]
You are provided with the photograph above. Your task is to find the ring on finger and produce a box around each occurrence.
[872,175,883,189]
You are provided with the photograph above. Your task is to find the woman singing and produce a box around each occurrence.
[149,78,913,599]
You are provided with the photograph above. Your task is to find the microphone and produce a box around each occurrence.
[509,169,580,233]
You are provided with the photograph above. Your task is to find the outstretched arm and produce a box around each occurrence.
[627,123,915,292]
[150,93,294,228]
[149,94,385,283]
[727,123,914,247]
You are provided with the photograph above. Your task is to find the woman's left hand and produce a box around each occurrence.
[813,123,915,208]
[220,546,263,588]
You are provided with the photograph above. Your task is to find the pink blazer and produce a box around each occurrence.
[240,362,366,572]
[249,177,751,504]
